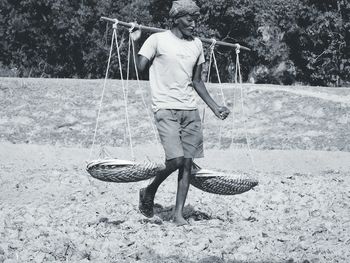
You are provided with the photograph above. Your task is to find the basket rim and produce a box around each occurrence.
[87,158,135,169]
[192,168,257,180]
[192,168,222,177]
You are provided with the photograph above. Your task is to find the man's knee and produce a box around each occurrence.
[177,158,192,182]
[183,158,193,171]
[166,156,184,171]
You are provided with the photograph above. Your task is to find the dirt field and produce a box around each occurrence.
[0,78,349,263]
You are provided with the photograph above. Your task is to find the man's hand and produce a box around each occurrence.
[215,106,230,120]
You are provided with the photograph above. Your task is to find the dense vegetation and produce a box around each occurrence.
[0,0,349,86]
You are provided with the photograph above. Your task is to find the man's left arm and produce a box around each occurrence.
[192,63,230,120]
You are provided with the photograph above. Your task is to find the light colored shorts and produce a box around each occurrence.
[154,109,204,160]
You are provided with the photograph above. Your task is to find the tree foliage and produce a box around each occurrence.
[289,0,350,86]
[0,0,349,86]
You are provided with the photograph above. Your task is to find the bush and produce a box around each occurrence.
[0,62,19,77]
[287,0,350,86]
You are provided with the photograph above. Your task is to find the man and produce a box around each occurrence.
[131,0,230,226]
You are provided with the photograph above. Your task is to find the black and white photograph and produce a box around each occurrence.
[0,0,349,262]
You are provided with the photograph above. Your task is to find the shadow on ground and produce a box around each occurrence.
[153,204,212,222]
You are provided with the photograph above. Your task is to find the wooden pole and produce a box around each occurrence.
[100,16,251,51]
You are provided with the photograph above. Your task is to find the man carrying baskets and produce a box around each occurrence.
[131,0,230,225]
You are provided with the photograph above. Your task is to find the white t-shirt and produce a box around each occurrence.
[138,30,205,111]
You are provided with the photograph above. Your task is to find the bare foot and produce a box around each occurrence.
[173,216,189,226]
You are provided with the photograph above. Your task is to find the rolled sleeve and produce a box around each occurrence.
[138,34,157,60]
[195,39,205,65]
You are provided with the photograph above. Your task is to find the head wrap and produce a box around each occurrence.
[169,0,200,18]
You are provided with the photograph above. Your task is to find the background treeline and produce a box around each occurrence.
[0,0,349,86]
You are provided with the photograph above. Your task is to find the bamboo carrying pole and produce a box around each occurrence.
[101,16,251,51]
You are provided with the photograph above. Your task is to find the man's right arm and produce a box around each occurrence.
[130,30,150,73]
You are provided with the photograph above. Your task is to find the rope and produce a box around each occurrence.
[88,20,117,161]
[124,23,136,102]
[113,22,135,160]
[234,44,258,174]
[124,26,135,146]
[229,47,239,152]
[212,50,226,107]
[228,56,239,169]
[209,40,227,148]
[125,22,136,103]
[207,39,216,83]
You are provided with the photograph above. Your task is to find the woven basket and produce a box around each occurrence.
[86,159,165,183]
[87,159,258,195]
[190,163,258,195]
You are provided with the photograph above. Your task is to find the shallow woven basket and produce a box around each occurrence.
[86,159,165,183]
[190,163,258,195]
[87,159,258,195]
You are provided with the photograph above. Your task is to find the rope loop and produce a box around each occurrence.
[235,43,241,54]
[112,19,119,29]
[128,22,136,33]
[210,38,217,51]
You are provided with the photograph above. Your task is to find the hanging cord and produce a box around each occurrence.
[124,26,133,146]
[210,39,227,148]
[129,24,163,159]
[113,21,135,160]
[227,56,237,165]
[234,44,258,174]
[125,23,136,100]
[88,20,118,161]
[212,48,226,107]
[207,39,216,83]
[207,39,226,105]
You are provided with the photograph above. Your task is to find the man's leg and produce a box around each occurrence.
[173,158,192,225]
[139,156,184,217]
[146,157,184,196]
